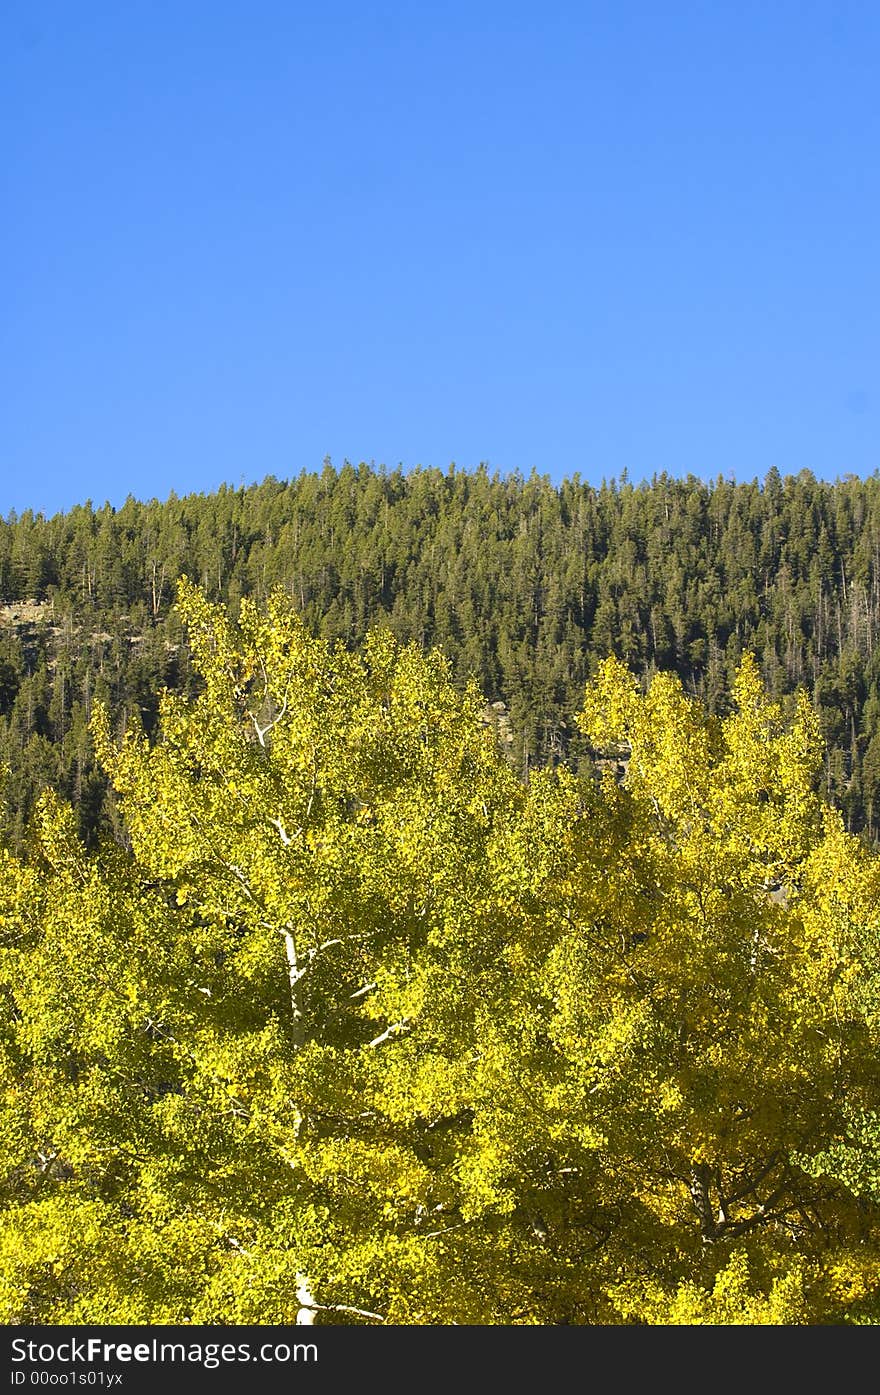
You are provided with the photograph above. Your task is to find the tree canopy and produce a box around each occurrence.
[2,582,880,1323]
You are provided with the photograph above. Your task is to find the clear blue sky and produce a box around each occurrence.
[3,0,879,517]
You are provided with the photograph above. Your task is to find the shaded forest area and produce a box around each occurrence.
[2,460,880,850]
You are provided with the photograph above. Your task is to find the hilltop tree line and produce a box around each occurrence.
[3,461,880,849]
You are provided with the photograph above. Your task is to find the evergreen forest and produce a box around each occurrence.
[3,462,880,853]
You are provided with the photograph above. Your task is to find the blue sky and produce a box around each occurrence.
[2,0,879,516]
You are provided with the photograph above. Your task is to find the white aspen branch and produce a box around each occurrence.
[349,981,377,999]
[260,930,385,963]
[295,1275,385,1324]
[421,1222,466,1240]
[295,1274,316,1325]
[367,1019,410,1048]
[224,861,261,903]
[269,817,293,845]
[249,674,291,747]
[315,1303,386,1322]
[258,929,388,958]
[283,930,305,1048]
[298,1303,386,1322]
[309,937,345,956]
[305,763,318,822]
[219,866,304,1037]
[219,862,389,1043]
[316,928,385,951]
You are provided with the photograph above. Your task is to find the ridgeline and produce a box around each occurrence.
[2,461,880,849]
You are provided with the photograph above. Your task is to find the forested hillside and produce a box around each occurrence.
[3,461,880,849]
